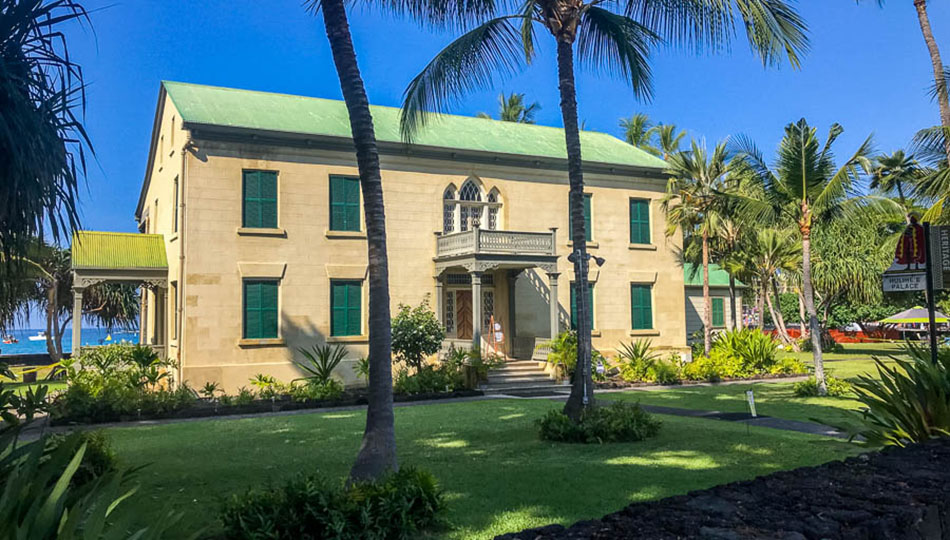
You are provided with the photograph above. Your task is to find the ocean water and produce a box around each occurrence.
[0,327,139,356]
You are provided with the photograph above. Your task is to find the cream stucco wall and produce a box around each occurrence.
[141,101,688,391]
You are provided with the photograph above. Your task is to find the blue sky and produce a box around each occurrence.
[68,1,950,234]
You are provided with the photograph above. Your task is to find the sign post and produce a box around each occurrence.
[924,223,939,364]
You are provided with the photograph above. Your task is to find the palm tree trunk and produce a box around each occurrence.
[702,231,712,357]
[555,37,595,422]
[768,279,797,350]
[728,275,737,330]
[320,0,397,481]
[801,221,827,395]
[45,284,61,362]
[797,290,807,337]
[756,281,765,331]
[915,0,950,162]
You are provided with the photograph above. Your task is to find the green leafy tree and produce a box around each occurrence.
[306,0,397,481]
[399,0,807,420]
[663,139,732,357]
[391,298,445,371]
[477,92,540,123]
[734,119,902,394]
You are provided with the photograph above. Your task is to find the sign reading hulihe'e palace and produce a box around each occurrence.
[883,215,950,292]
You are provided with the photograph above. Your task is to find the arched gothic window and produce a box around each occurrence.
[441,179,502,233]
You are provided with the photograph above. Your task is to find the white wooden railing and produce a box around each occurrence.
[436,228,556,257]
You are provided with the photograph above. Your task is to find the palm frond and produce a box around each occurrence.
[577,7,657,100]
[733,0,809,68]
[399,16,530,141]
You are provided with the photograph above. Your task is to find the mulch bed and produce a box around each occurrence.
[496,439,950,540]
[49,389,484,426]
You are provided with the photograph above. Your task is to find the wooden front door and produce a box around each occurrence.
[456,291,473,340]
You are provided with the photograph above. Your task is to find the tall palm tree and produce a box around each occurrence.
[620,113,659,155]
[477,92,541,123]
[399,0,807,420]
[0,0,90,265]
[654,123,686,159]
[734,119,898,395]
[309,0,397,481]
[750,228,801,348]
[663,139,731,356]
[870,150,922,209]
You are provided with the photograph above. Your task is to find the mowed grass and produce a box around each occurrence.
[106,398,858,539]
[608,346,909,432]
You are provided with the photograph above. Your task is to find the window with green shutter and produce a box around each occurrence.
[329,176,361,232]
[631,284,653,330]
[331,280,362,336]
[629,198,650,244]
[243,280,279,339]
[242,170,278,228]
[570,282,594,330]
[712,297,725,327]
[569,193,593,242]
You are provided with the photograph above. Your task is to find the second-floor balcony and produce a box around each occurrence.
[435,228,558,259]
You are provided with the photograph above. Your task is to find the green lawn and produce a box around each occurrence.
[106,399,858,539]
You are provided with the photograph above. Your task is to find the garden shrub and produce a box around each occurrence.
[393,362,467,395]
[220,467,444,540]
[536,401,662,444]
[615,340,682,384]
[711,328,780,375]
[851,342,950,446]
[294,343,347,385]
[769,356,807,375]
[793,375,852,398]
[391,298,445,371]
[44,430,118,487]
[547,330,577,378]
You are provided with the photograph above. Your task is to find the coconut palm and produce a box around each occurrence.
[750,228,801,348]
[399,0,807,420]
[0,0,90,264]
[620,113,659,155]
[307,0,397,481]
[663,139,732,356]
[654,123,686,159]
[870,150,923,208]
[733,119,901,394]
[477,92,541,123]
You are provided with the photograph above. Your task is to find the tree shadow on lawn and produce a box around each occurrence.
[106,399,858,539]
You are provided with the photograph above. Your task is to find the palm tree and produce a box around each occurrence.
[0,0,90,264]
[750,228,801,348]
[663,139,731,356]
[654,123,686,159]
[399,0,807,420]
[477,92,541,123]
[870,150,922,209]
[620,113,659,155]
[734,119,899,395]
[308,0,397,481]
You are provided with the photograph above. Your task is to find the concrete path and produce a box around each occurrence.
[633,403,850,439]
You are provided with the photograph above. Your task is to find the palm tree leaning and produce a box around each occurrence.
[400,0,807,421]
[478,92,541,123]
[663,139,731,357]
[309,0,397,481]
[734,119,896,395]
[620,113,659,155]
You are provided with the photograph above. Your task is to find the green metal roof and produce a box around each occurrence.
[683,263,746,288]
[162,81,668,170]
[72,231,168,270]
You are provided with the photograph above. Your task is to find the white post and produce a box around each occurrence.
[435,276,444,325]
[547,272,560,339]
[71,287,84,356]
[471,272,482,351]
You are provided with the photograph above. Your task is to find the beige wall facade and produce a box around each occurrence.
[139,99,688,391]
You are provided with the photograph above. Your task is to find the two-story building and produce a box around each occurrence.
[79,81,688,390]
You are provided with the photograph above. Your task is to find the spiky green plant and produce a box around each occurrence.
[294,343,348,385]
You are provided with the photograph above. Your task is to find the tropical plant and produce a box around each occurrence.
[477,92,540,123]
[399,0,807,421]
[849,342,950,446]
[391,298,445,371]
[794,374,851,398]
[0,0,91,266]
[620,113,658,155]
[306,0,397,481]
[615,339,659,381]
[653,123,686,159]
[734,119,902,394]
[536,401,661,443]
[295,343,347,385]
[200,381,221,400]
[663,139,732,356]
[870,150,924,208]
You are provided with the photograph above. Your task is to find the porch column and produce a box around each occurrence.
[507,271,520,340]
[71,287,84,355]
[434,275,444,325]
[547,272,561,339]
[471,271,482,350]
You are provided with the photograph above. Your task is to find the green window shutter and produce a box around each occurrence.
[242,170,278,228]
[244,280,279,339]
[631,284,653,330]
[712,297,725,327]
[570,283,594,330]
[330,176,361,232]
[584,194,592,242]
[331,280,362,336]
[629,199,650,244]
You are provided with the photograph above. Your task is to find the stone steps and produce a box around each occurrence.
[481,360,563,395]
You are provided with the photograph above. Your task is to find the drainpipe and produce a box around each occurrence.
[176,137,192,386]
